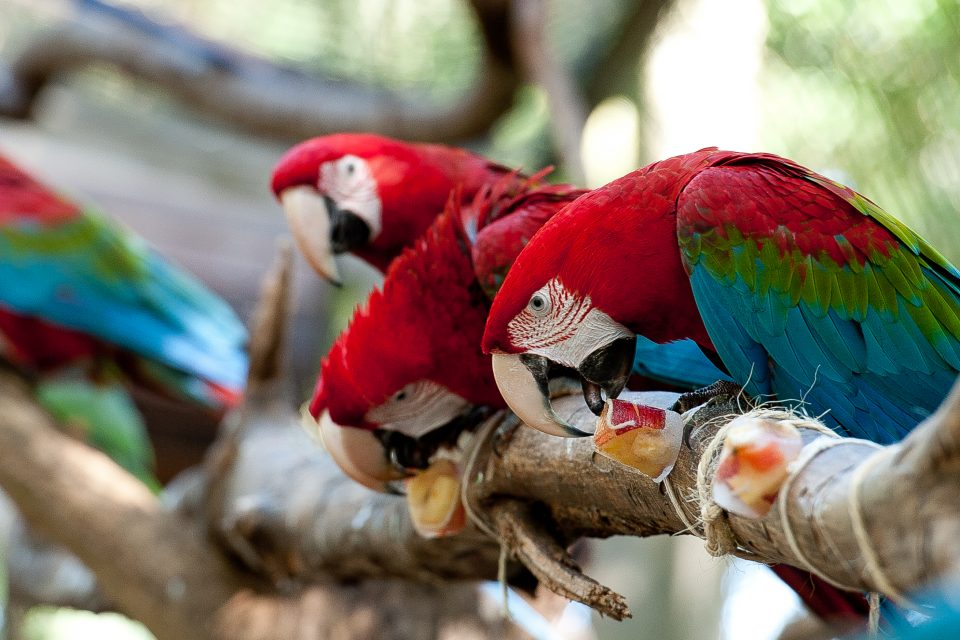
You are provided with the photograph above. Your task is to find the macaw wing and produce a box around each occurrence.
[677,157,960,442]
[0,208,248,402]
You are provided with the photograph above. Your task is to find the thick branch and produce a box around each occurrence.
[0,368,250,640]
[468,390,960,601]
[0,1,518,142]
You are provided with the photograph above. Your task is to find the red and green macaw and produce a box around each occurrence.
[483,148,960,445]
[0,153,248,483]
[482,147,960,622]
[305,178,586,507]
[274,134,728,393]
[270,132,528,285]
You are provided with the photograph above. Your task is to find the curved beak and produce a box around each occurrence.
[578,337,636,416]
[312,408,407,492]
[491,353,592,438]
[280,186,372,286]
[281,186,342,285]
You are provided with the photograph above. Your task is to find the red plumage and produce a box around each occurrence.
[0,156,78,225]
[311,176,585,429]
[271,133,527,271]
[483,149,725,354]
[481,147,911,627]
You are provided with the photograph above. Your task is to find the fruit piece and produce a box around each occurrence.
[405,459,467,538]
[593,398,683,481]
[713,415,803,518]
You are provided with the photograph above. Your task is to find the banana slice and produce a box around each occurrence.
[713,415,803,518]
[405,459,466,538]
[594,398,683,482]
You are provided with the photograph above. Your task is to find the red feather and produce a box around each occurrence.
[0,156,78,225]
[271,133,532,272]
[312,176,582,428]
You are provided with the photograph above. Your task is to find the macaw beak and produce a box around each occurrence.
[311,407,407,493]
[577,337,636,415]
[281,186,372,286]
[491,353,592,437]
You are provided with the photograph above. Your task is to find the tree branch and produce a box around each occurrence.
[0,1,519,142]
[0,367,250,640]
[467,390,960,604]
[510,0,588,183]
[0,248,531,640]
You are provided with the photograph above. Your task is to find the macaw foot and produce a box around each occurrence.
[672,380,746,414]
[673,380,751,447]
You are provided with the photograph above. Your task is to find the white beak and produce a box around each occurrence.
[280,185,342,285]
[491,353,591,438]
[312,408,406,492]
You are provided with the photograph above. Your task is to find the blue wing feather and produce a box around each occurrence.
[0,209,248,393]
[630,336,730,390]
[678,165,960,443]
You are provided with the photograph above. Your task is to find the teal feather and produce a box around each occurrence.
[0,209,248,402]
[677,161,960,443]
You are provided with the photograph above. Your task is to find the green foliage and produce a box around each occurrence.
[21,607,155,640]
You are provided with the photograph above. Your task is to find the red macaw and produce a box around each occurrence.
[0,153,248,483]
[304,178,585,535]
[482,147,959,623]
[270,133,528,284]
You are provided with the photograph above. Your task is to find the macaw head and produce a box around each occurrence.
[271,132,518,284]
[305,198,505,500]
[482,164,707,438]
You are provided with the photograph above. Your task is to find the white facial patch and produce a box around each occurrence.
[364,380,470,438]
[318,155,383,239]
[507,278,633,368]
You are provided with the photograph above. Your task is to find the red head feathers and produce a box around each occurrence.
[271,132,525,282]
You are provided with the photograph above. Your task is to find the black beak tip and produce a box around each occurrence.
[327,199,372,253]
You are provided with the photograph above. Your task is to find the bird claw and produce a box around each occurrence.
[674,380,750,447]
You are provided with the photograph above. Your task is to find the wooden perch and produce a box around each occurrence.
[3,240,960,635]
[465,389,960,610]
[0,0,518,142]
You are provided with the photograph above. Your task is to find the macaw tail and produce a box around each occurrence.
[771,564,881,630]
[131,358,243,416]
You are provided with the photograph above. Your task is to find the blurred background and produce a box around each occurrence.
[0,0,957,638]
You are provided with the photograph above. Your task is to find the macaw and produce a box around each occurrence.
[0,153,248,482]
[482,147,959,623]
[482,148,960,443]
[305,179,586,506]
[270,132,530,285]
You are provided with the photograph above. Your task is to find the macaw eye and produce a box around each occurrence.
[345,160,355,175]
[528,292,550,316]
[394,390,408,401]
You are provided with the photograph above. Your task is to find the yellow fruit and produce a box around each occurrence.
[405,459,467,538]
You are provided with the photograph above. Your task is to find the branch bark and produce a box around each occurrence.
[468,390,960,605]
[3,242,960,634]
[0,366,250,640]
[0,1,519,142]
